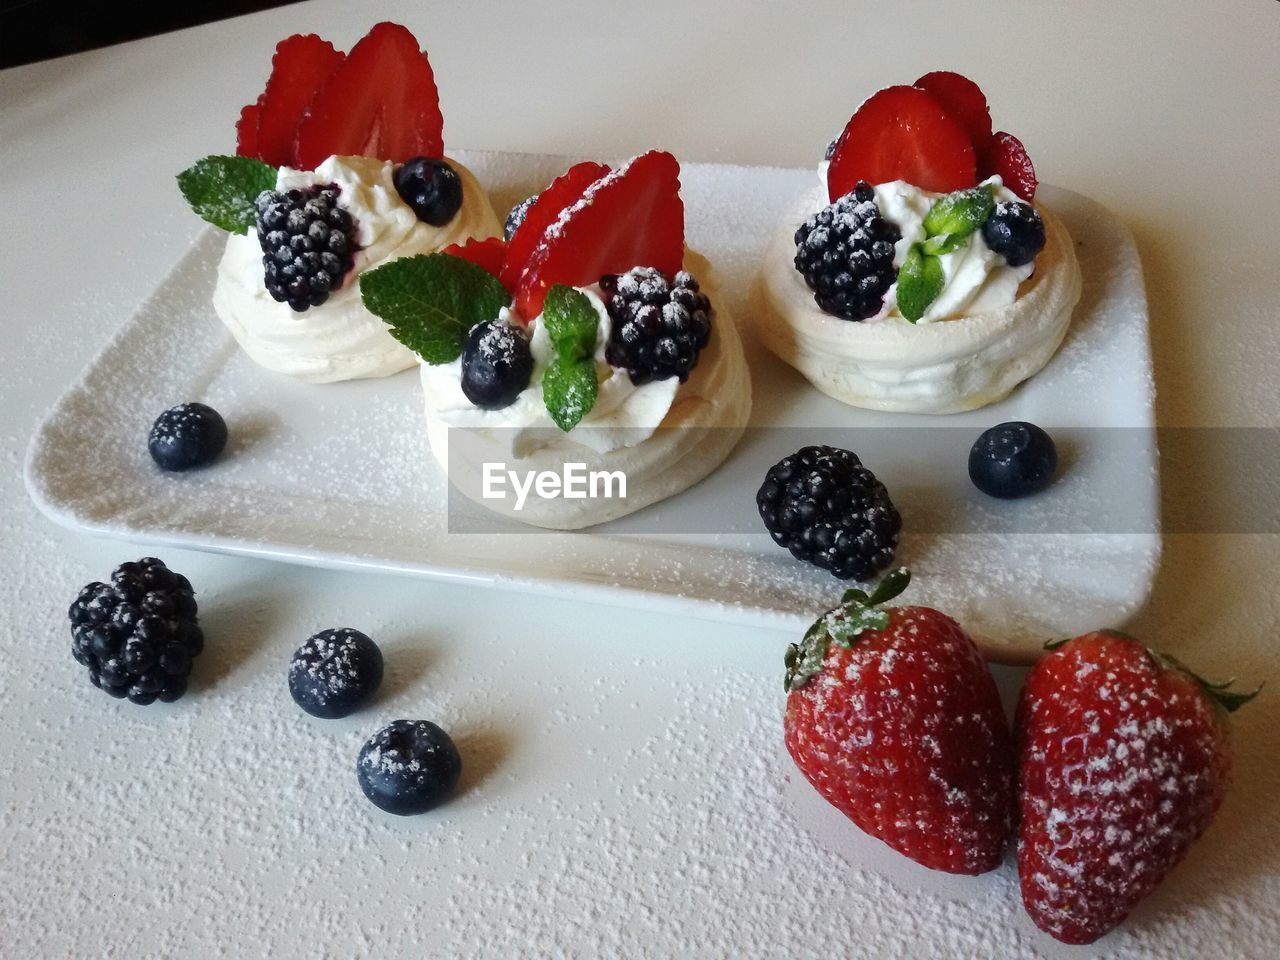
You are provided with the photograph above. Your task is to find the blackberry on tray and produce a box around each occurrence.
[255,185,358,312]
[68,558,203,705]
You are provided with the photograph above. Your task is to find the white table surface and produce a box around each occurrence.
[1,1,1277,957]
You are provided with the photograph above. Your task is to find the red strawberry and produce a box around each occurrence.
[913,71,994,153]
[500,161,611,293]
[236,98,263,158]
[827,85,977,200]
[442,237,509,286]
[295,22,444,171]
[252,34,344,168]
[783,571,1015,874]
[1017,631,1257,944]
[983,131,1037,202]
[515,151,684,319]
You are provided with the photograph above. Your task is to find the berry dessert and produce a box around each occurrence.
[68,558,203,705]
[178,23,500,382]
[756,445,901,581]
[1017,631,1257,944]
[968,421,1057,499]
[148,402,228,471]
[288,627,384,719]
[357,719,462,815]
[783,570,1016,873]
[753,72,1082,413]
[359,152,752,528]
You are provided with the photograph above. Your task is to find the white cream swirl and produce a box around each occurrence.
[213,155,500,383]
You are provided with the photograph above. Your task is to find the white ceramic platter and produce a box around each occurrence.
[24,150,1159,662]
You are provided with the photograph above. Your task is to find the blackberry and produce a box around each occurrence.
[461,317,533,409]
[981,201,1045,267]
[968,421,1057,499]
[68,558,203,705]
[756,446,901,581]
[793,182,901,321]
[602,267,712,385]
[394,157,463,226]
[357,720,462,816]
[503,194,538,241]
[148,402,228,471]
[288,628,383,719]
[255,185,357,312]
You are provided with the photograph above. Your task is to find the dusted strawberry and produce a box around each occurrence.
[827,85,977,200]
[1017,631,1257,944]
[500,161,611,293]
[515,151,684,319]
[983,131,1038,202]
[783,571,1015,874]
[443,237,509,286]
[913,71,994,153]
[235,99,263,158]
[295,22,444,171]
[252,34,344,167]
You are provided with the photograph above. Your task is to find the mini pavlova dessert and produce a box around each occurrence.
[177,22,500,383]
[359,151,752,529]
[754,72,1081,414]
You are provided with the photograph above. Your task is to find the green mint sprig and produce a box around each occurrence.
[540,285,600,432]
[896,183,995,323]
[360,253,510,364]
[784,568,911,692]
[176,155,277,234]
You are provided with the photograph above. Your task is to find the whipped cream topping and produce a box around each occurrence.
[420,287,679,458]
[813,167,1033,324]
[213,155,500,383]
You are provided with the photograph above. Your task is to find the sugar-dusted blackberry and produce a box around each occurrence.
[981,200,1045,267]
[288,628,384,719]
[394,157,463,226]
[357,720,462,816]
[793,182,901,321]
[68,558,203,704]
[602,267,712,385]
[148,402,228,471]
[503,194,538,241]
[255,185,358,312]
[756,445,901,581]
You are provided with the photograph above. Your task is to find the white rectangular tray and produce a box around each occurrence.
[24,150,1159,662]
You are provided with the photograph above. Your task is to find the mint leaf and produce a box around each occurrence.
[360,253,510,364]
[921,183,995,255]
[176,155,277,234]
[542,355,598,432]
[896,243,945,323]
[542,284,599,360]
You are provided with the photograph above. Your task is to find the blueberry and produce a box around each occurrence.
[503,194,538,241]
[288,628,383,719]
[968,421,1058,499]
[356,720,461,815]
[981,201,1046,268]
[148,402,228,471]
[460,318,534,409]
[393,157,463,226]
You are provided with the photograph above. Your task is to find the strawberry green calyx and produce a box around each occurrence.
[784,568,911,692]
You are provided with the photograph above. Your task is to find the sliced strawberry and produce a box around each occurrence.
[295,22,444,171]
[442,237,509,286]
[500,161,611,292]
[982,131,1037,202]
[913,71,994,153]
[827,85,977,200]
[515,151,684,320]
[235,97,264,158]
[252,34,344,168]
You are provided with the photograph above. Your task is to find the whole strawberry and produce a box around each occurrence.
[783,570,1015,874]
[1017,630,1258,944]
